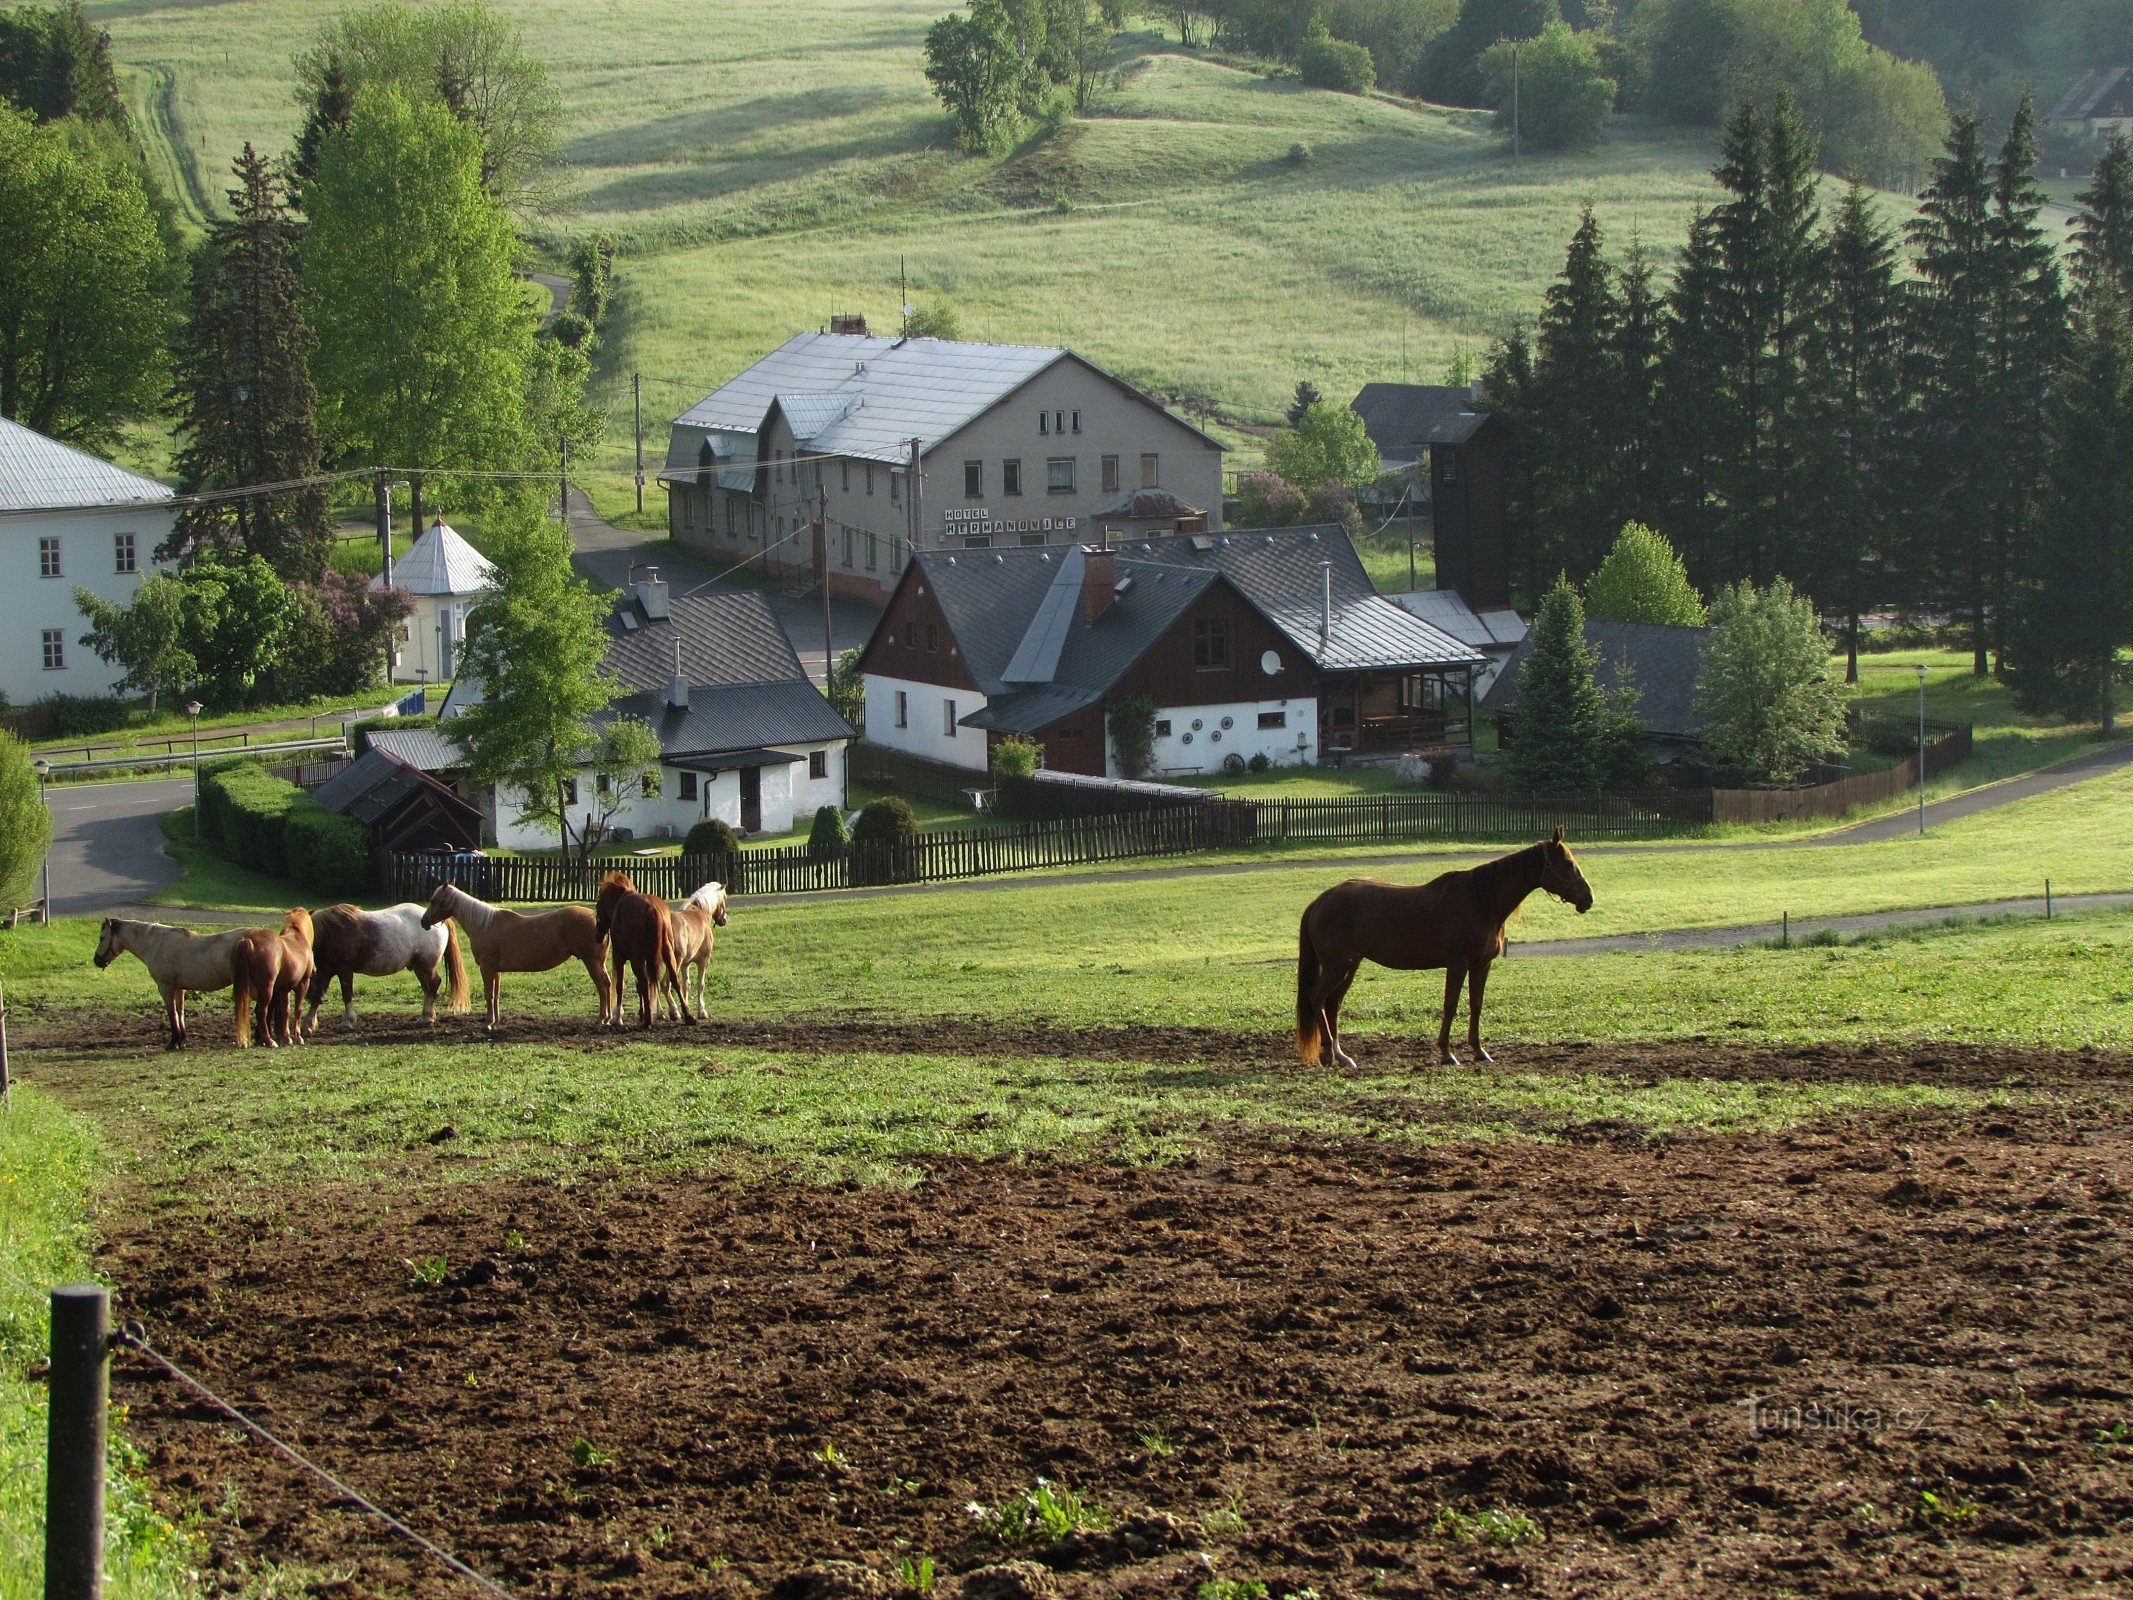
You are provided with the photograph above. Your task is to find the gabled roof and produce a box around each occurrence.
[667,332,1221,469]
[1350,384,1496,462]
[602,589,807,693]
[376,519,495,597]
[1482,619,1711,740]
[2053,67,2133,123]
[365,727,465,772]
[1390,589,1529,652]
[313,747,483,833]
[1092,486,1205,521]
[0,418,172,514]
[602,678,854,756]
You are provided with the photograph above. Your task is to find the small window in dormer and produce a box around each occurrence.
[1040,411,1049,435]
[1071,410,1081,433]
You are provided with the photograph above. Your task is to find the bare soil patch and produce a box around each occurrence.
[106,1080,2133,1599]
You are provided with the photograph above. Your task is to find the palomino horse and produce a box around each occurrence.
[658,881,728,1022]
[1296,829,1594,1070]
[421,882,611,1031]
[593,871,692,1029]
[302,903,471,1035]
[94,916,267,1049]
[232,908,314,1049]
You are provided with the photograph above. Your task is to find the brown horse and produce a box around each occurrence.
[233,908,315,1049]
[420,883,612,1031]
[302,903,471,1035]
[1296,829,1593,1070]
[594,871,692,1030]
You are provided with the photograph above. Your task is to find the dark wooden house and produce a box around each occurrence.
[1351,383,1516,608]
[312,748,484,853]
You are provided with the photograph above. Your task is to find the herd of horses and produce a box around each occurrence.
[93,872,730,1049]
[91,833,1593,1065]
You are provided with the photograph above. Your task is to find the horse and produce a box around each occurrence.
[593,871,693,1030]
[420,882,612,1032]
[1296,829,1594,1070]
[302,903,471,1035]
[658,881,728,1022]
[94,916,266,1050]
[232,908,314,1050]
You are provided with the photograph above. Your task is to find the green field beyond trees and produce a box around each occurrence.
[54,0,1764,500]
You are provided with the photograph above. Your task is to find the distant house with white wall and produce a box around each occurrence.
[2051,68,2133,143]
[421,571,852,847]
[856,527,1485,779]
[376,518,494,684]
[0,418,173,705]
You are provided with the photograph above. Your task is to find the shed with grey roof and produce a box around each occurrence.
[1482,619,1711,757]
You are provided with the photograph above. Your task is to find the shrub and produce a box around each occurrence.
[807,803,850,861]
[1106,696,1159,780]
[850,796,920,886]
[283,799,373,898]
[851,796,918,844]
[1300,34,1375,96]
[34,693,128,739]
[0,730,51,907]
[1234,471,1306,529]
[549,309,595,349]
[202,761,303,877]
[683,817,740,859]
[991,736,1041,779]
[1247,751,1271,773]
[1287,140,1312,165]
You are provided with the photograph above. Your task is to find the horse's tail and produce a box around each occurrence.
[1296,910,1324,1068]
[233,948,257,1048]
[441,921,471,1012]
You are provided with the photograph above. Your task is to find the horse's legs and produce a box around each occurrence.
[162,983,182,1050]
[484,968,502,1032]
[636,955,657,1029]
[335,970,356,1031]
[1437,963,1468,1067]
[415,958,440,1026]
[584,956,612,1028]
[1466,960,1494,1064]
[1319,958,1362,1070]
[302,967,328,1036]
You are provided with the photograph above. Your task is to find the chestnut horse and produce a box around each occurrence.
[1296,829,1593,1070]
[421,883,613,1031]
[658,881,728,1022]
[233,908,314,1049]
[594,871,692,1029]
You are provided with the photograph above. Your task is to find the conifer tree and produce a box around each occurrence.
[1612,235,1663,516]
[1504,576,1607,795]
[168,145,329,580]
[1478,325,1539,599]
[1527,206,1622,579]
[292,53,354,187]
[1653,210,1728,586]
[2071,132,2133,306]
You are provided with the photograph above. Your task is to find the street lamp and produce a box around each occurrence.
[1914,664,1927,837]
[186,700,204,841]
[31,758,50,920]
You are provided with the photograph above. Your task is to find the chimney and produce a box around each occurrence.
[830,313,869,336]
[1083,546,1117,622]
[1468,377,1486,405]
[666,636,688,710]
[635,566,669,620]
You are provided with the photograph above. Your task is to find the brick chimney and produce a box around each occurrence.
[1082,547,1117,622]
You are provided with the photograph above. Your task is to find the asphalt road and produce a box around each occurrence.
[42,777,190,917]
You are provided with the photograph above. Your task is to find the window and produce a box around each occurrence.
[944,698,958,737]
[843,526,855,567]
[866,463,876,496]
[895,690,908,728]
[38,538,60,578]
[114,533,136,574]
[964,534,990,549]
[893,535,906,572]
[774,449,783,483]
[926,623,939,652]
[563,778,579,807]
[1141,452,1160,488]
[841,459,850,492]
[1019,532,1045,546]
[1438,449,1460,484]
[964,460,983,496]
[865,530,878,570]
[683,493,696,531]
[1046,456,1076,494]
[903,620,916,648]
[1258,710,1287,730]
[1155,719,1172,737]
[1071,409,1081,433]
[891,470,902,505]
[641,772,661,798]
[1003,459,1022,496]
[1101,455,1119,494]
[1040,410,1050,435]
[808,749,828,780]
[41,630,63,671]
[596,772,612,795]
[680,771,698,802]
[1054,410,1065,434]
[1193,618,1229,670]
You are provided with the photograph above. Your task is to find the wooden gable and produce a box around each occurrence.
[857,563,980,692]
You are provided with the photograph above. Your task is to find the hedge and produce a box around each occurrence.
[199,760,373,896]
[283,803,373,899]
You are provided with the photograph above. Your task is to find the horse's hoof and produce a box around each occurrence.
[1473,1047,1495,1065]
[1333,1050,1358,1071]
[1439,1051,1460,1067]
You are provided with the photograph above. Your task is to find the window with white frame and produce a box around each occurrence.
[943,698,957,737]
[680,771,698,801]
[1101,456,1119,494]
[1003,459,1022,496]
[964,460,983,496]
[38,538,60,578]
[114,532,136,574]
[41,630,63,670]
[865,530,878,570]
[1141,452,1160,488]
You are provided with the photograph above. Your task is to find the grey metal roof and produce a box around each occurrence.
[1349,384,1481,460]
[0,418,173,513]
[374,520,494,597]
[1482,620,1711,739]
[602,678,854,756]
[2053,66,2133,122]
[365,728,466,772]
[963,683,1104,734]
[602,589,807,693]
[313,748,481,831]
[665,746,805,772]
[1092,486,1205,520]
[1391,589,1529,652]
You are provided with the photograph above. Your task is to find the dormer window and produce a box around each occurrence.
[1040,411,1049,435]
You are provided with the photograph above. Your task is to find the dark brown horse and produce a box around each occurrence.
[1297,829,1593,1069]
[593,871,692,1030]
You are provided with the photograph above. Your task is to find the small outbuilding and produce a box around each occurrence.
[1482,619,1711,763]
[374,518,495,685]
[312,746,484,853]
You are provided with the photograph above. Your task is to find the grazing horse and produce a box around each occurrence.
[232,908,314,1049]
[593,871,693,1030]
[421,882,612,1031]
[658,881,728,1022]
[94,916,264,1049]
[302,903,471,1035]
[1296,829,1594,1070]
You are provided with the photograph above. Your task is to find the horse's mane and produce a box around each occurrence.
[685,881,725,908]
[282,907,314,941]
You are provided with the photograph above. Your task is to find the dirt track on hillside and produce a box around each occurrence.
[106,1077,2133,1599]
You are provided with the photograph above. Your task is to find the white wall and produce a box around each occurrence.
[391,593,480,684]
[0,505,171,704]
[481,743,847,849]
[1140,696,1318,778]
[862,672,988,771]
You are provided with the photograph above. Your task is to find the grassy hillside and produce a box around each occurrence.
[56,2,1743,508]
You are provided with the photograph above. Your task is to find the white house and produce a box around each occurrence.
[375,518,494,684]
[0,418,173,705]
[422,572,853,848]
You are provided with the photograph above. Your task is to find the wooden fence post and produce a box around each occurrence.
[45,1284,108,1600]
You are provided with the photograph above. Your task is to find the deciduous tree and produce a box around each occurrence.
[1265,400,1379,493]
[73,576,194,717]
[1695,576,1846,783]
[1584,522,1705,627]
[1480,20,1615,152]
[924,1,1040,153]
[0,730,52,911]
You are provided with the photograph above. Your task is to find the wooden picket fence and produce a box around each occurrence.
[1255,789,1712,844]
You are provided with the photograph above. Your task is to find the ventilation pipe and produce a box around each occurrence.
[666,635,688,710]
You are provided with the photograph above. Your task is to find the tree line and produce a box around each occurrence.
[1481,92,2133,728]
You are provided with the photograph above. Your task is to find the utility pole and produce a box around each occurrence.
[633,372,645,515]
[817,488,834,694]
[559,434,570,526]
[375,469,393,589]
[1512,44,1521,162]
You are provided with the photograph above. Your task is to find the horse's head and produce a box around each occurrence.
[420,883,456,929]
[690,881,729,927]
[93,917,122,969]
[1541,827,1593,914]
[593,870,635,940]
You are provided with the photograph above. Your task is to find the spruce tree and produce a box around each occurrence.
[1478,326,1539,600]
[1504,576,1606,795]
[2071,132,2133,305]
[1612,234,1663,517]
[168,145,330,580]
[1528,206,1622,579]
[1286,379,1321,427]
[293,53,354,187]
[1802,181,1904,682]
[1653,209,1728,587]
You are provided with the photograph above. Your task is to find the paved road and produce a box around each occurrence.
[1812,738,2133,843]
[566,487,880,687]
[42,778,190,917]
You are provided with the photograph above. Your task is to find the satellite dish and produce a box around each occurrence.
[1260,650,1281,675]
